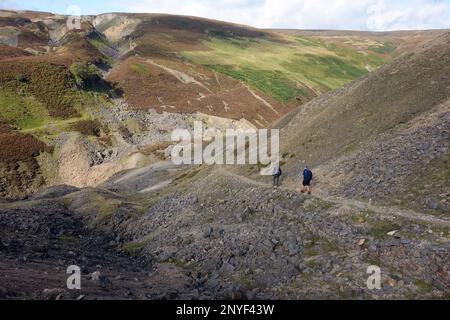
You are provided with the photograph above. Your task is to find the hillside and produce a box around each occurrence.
[1,9,443,198]
[277,31,450,216]
[1,159,449,299]
[0,10,449,301]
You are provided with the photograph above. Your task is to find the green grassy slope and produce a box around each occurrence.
[182,33,390,103]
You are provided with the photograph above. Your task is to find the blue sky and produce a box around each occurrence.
[1,0,449,31]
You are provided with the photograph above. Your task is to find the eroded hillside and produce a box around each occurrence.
[0,10,449,300]
[278,31,450,216]
[1,9,441,198]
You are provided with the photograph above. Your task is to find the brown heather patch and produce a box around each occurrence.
[0,131,53,164]
[107,56,291,127]
[17,11,54,20]
[16,28,49,49]
[70,119,103,137]
[0,121,12,134]
[56,35,106,65]
[0,44,31,60]
[0,123,53,198]
[0,16,30,27]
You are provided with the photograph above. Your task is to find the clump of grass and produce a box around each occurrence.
[15,74,27,83]
[59,235,78,242]
[130,62,151,76]
[234,274,256,290]
[415,280,433,292]
[304,246,319,257]
[303,198,335,212]
[351,214,367,224]
[306,259,321,270]
[166,258,191,269]
[122,241,146,254]
[368,220,401,240]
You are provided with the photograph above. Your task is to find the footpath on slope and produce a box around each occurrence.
[216,168,450,227]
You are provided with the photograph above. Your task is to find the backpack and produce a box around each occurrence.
[273,167,282,176]
[304,169,313,181]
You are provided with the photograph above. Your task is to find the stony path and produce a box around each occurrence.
[217,168,450,227]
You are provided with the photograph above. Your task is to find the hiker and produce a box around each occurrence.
[272,165,282,189]
[301,166,313,194]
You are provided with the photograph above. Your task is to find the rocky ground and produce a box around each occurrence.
[0,11,449,301]
[1,164,448,300]
[316,100,450,216]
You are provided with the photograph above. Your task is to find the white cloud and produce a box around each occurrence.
[366,0,450,31]
[118,0,450,31]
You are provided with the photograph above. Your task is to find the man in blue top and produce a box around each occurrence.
[301,166,313,194]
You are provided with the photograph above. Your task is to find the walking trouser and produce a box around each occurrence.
[273,176,280,187]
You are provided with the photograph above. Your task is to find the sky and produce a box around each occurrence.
[1,0,449,31]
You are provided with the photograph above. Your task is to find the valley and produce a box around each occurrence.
[0,9,448,300]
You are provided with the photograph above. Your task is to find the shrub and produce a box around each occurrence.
[15,74,27,83]
[71,119,103,137]
[69,63,100,88]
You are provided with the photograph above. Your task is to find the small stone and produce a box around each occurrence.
[203,227,213,238]
[387,230,398,236]
[425,198,440,210]
[387,279,397,287]
[221,261,235,273]
[287,241,299,256]
[90,271,101,281]
[188,195,198,205]
[358,239,366,247]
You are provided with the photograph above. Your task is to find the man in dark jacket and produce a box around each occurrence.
[272,165,282,189]
[301,166,313,194]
